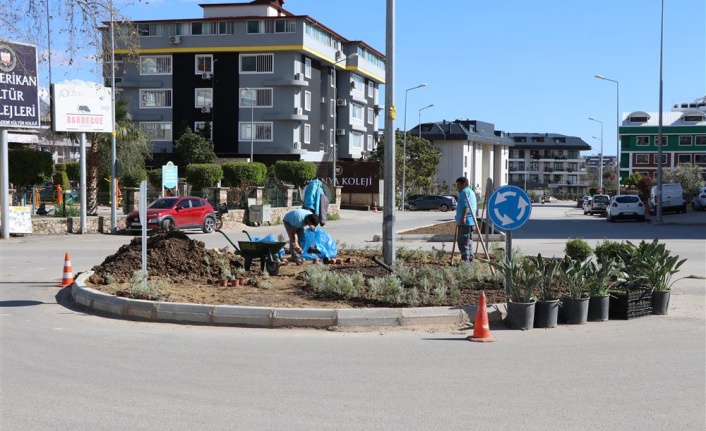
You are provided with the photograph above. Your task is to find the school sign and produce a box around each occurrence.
[0,40,40,128]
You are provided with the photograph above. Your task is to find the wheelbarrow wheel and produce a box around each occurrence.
[243,257,253,271]
[265,260,281,276]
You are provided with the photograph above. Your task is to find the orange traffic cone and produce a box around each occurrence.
[57,252,74,288]
[467,291,496,342]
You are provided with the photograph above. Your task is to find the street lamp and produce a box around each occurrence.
[331,53,357,186]
[656,0,665,222]
[594,74,620,186]
[588,117,604,191]
[401,83,427,211]
[244,87,255,162]
[418,104,434,138]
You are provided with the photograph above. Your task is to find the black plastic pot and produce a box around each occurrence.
[588,295,610,322]
[534,299,559,328]
[651,290,671,315]
[560,295,589,324]
[506,300,536,330]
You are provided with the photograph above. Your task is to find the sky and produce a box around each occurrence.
[19,0,706,156]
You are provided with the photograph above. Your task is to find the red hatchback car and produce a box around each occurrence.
[126,196,217,233]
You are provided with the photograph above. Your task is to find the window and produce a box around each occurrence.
[636,136,649,146]
[218,21,234,34]
[140,89,172,108]
[513,137,527,143]
[367,134,373,151]
[683,114,705,122]
[330,99,335,117]
[191,21,216,35]
[351,102,364,122]
[350,131,363,149]
[351,74,364,93]
[367,81,374,98]
[239,88,273,107]
[194,122,213,140]
[531,137,545,143]
[194,89,213,108]
[677,135,692,146]
[195,55,213,73]
[140,56,172,75]
[137,23,163,36]
[304,58,312,78]
[367,108,373,124]
[246,20,260,34]
[304,124,311,144]
[239,122,273,141]
[530,162,539,171]
[304,91,311,111]
[629,116,649,123]
[519,149,525,158]
[274,19,296,33]
[240,54,274,73]
[635,154,649,164]
[654,154,667,164]
[678,154,692,165]
[696,136,706,146]
[140,122,172,140]
[695,154,706,164]
[656,136,667,146]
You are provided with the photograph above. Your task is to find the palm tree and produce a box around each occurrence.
[86,99,152,215]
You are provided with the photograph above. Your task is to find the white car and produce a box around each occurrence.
[606,195,646,222]
[691,187,706,211]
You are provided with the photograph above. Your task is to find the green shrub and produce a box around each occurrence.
[594,239,630,264]
[273,160,317,188]
[184,163,223,191]
[222,161,267,187]
[52,171,71,191]
[65,162,80,184]
[147,168,162,190]
[121,168,147,187]
[564,237,592,261]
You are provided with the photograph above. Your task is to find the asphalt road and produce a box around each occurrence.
[1,203,704,430]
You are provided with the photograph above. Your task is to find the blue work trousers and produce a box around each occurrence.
[456,225,474,261]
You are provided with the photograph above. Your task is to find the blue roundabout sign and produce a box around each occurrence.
[487,185,532,231]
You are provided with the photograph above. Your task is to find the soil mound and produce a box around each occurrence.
[89,231,237,285]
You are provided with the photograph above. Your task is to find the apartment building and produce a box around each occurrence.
[619,96,706,181]
[104,0,385,166]
[506,133,591,196]
[414,119,512,192]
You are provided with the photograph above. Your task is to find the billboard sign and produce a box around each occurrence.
[0,40,40,128]
[51,83,113,133]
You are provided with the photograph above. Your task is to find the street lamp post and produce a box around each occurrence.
[401,83,426,211]
[594,74,620,187]
[656,0,665,222]
[588,117,604,191]
[418,104,434,138]
[245,87,255,162]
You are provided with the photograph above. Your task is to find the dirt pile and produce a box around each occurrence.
[89,231,237,285]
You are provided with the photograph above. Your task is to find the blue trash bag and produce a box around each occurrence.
[299,227,338,260]
[251,234,285,259]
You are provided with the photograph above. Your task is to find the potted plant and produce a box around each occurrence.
[217,258,231,287]
[584,257,621,322]
[486,252,538,330]
[559,256,590,324]
[630,239,687,315]
[530,253,562,328]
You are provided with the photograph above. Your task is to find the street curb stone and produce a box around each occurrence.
[71,272,505,330]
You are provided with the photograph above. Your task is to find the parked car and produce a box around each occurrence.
[403,194,426,206]
[582,196,593,214]
[577,195,590,208]
[606,194,646,222]
[586,194,610,216]
[405,195,456,212]
[649,183,686,215]
[691,187,706,211]
[126,196,217,233]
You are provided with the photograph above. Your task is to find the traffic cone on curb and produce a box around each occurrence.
[467,291,496,343]
[57,252,74,288]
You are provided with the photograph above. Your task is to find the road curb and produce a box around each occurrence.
[71,272,504,330]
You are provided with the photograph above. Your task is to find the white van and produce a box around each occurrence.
[649,183,686,215]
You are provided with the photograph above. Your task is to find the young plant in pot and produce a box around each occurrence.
[559,256,590,324]
[530,253,562,328]
[216,258,231,287]
[485,253,538,330]
[584,257,621,322]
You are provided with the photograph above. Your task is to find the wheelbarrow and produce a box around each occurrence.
[216,229,287,275]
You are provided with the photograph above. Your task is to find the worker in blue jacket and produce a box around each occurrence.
[283,208,320,256]
[455,176,478,262]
